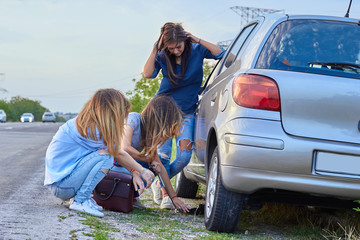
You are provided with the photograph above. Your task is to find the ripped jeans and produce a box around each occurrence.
[158,113,195,185]
[50,151,114,203]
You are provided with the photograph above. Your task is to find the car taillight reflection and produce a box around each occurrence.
[232,74,280,112]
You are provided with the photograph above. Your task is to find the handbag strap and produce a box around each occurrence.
[94,178,120,201]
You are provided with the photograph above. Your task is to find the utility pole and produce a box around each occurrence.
[230,6,284,28]
[217,6,285,49]
[0,73,7,93]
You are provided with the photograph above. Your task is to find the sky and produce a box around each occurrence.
[0,0,359,113]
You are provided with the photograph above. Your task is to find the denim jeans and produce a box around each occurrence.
[111,160,154,189]
[50,151,114,203]
[158,113,195,185]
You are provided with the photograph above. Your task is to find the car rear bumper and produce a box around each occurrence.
[218,118,360,199]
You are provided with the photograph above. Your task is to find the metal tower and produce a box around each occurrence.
[217,6,285,48]
[230,6,285,27]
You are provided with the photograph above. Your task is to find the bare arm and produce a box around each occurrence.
[114,149,154,193]
[152,155,190,212]
[186,32,223,55]
[143,34,164,78]
[143,48,157,78]
[121,125,151,163]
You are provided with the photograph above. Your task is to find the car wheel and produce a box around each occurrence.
[205,146,243,233]
[174,170,198,198]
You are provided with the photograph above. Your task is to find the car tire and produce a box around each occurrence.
[174,170,198,198]
[205,146,243,233]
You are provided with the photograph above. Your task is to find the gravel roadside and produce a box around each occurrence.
[0,157,209,240]
[0,158,152,240]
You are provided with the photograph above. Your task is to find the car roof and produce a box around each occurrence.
[257,13,359,23]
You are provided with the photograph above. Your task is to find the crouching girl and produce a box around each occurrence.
[44,88,154,217]
[113,95,190,212]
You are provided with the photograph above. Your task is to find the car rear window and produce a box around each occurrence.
[256,19,360,79]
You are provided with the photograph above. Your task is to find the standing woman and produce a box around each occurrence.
[44,88,154,217]
[143,22,225,205]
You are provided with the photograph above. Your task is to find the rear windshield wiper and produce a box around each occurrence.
[308,62,360,73]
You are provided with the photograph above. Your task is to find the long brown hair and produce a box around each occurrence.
[140,95,183,159]
[76,88,130,157]
[156,22,192,86]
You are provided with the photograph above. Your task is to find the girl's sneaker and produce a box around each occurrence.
[90,197,103,211]
[69,199,104,217]
[160,196,175,210]
[133,197,146,209]
[151,180,162,205]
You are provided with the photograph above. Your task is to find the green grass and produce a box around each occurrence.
[76,138,360,239]
[80,213,120,240]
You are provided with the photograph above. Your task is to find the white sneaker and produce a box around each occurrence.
[90,197,103,211]
[151,180,162,205]
[69,199,104,217]
[133,197,146,209]
[160,196,175,210]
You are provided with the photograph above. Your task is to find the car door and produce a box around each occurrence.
[190,23,259,181]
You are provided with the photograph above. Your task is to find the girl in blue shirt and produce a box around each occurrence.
[44,88,154,217]
[113,95,190,212]
[143,22,225,205]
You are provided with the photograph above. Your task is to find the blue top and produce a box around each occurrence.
[113,112,142,167]
[127,112,142,151]
[44,118,111,185]
[151,43,225,114]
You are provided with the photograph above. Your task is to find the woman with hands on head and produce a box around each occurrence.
[113,95,190,212]
[143,22,225,206]
[44,88,154,217]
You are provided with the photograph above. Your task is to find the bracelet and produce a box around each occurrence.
[198,38,201,44]
[130,169,136,174]
[171,195,178,200]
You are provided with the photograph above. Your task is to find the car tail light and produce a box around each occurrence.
[232,74,280,111]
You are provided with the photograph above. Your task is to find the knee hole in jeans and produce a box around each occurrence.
[179,139,192,151]
[160,153,169,159]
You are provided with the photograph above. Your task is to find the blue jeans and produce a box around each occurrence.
[111,160,155,189]
[158,113,195,184]
[50,151,114,203]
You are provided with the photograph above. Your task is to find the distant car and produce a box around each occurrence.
[20,113,34,122]
[174,14,360,233]
[0,109,6,123]
[42,112,56,122]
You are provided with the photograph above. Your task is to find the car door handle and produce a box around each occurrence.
[211,92,217,102]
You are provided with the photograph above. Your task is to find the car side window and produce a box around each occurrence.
[219,23,257,74]
[200,61,222,94]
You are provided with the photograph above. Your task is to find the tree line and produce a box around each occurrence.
[0,61,214,121]
[0,96,54,122]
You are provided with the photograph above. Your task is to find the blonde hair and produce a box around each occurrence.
[76,88,130,157]
[140,95,183,159]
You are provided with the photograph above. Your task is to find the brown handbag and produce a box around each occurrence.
[93,170,135,213]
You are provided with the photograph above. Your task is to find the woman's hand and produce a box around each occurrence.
[185,32,200,44]
[155,33,164,50]
[150,161,162,174]
[140,168,155,188]
[172,197,190,213]
[132,172,145,195]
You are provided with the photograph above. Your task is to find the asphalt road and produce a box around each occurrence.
[0,122,62,202]
[0,122,156,240]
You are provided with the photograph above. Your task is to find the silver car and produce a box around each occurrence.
[20,113,34,122]
[42,112,56,122]
[0,109,6,122]
[175,14,360,233]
